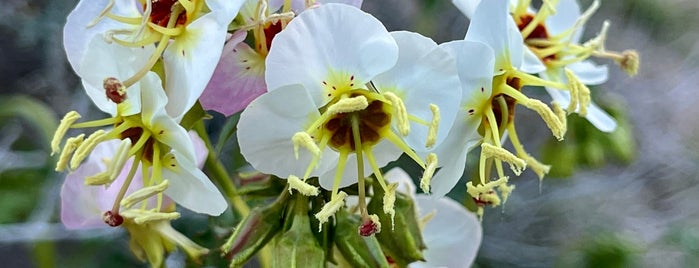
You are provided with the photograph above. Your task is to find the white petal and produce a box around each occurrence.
[318,139,402,190]
[63,0,140,74]
[163,14,228,121]
[238,85,338,179]
[205,0,246,26]
[265,3,398,106]
[410,195,482,268]
[545,0,583,42]
[568,60,609,85]
[439,40,494,108]
[451,0,481,19]
[372,31,462,151]
[188,131,209,168]
[465,0,524,70]
[429,115,481,197]
[80,36,154,116]
[140,74,197,163]
[521,47,547,74]
[163,150,228,216]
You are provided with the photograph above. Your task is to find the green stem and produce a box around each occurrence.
[193,121,250,218]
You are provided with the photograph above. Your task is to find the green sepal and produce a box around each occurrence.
[367,182,425,267]
[179,102,208,131]
[334,210,389,268]
[221,192,289,267]
[272,195,326,268]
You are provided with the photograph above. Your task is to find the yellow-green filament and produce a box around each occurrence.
[111,154,141,213]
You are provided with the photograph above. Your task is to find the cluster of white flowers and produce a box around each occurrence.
[52,0,637,266]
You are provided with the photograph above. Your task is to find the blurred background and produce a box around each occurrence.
[1,0,698,267]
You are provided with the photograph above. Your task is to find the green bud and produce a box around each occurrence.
[605,120,636,164]
[541,140,578,178]
[221,192,289,267]
[580,137,605,167]
[368,184,425,267]
[273,195,325,268]
[334,210,390,268]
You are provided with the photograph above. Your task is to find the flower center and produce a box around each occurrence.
[323,93,391,152]
[148,0,188,28]
[517,14,556,63]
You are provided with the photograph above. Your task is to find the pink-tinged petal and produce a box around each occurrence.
[201,31,267,116]
[238,84,339,179]
[189,131,208,168]
[61,139,142,229]
[265,3,398,106]
[63,0,141,74]
[162,150,228,216]
[163,14,228,121]
[411,195,482,268]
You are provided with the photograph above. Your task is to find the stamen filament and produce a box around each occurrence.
[70,117,119,129]
[384,131,425,168]
[350,114,369,218]
[111,155,141,213]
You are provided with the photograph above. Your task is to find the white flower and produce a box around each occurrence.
[64,0,246,120]
[238,3,460,223]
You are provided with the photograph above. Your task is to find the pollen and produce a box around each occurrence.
[315,191,348,231]
[287,175,320,196]
[51,111,82,155]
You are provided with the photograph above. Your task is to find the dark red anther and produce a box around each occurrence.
[103,210,124,227]
[358,218,380,237]
[104,77,126,104]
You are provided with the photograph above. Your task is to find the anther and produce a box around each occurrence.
[564,68,591,116]
[383,183,398,230]
[51,111,82,155]
[291,132,320,159]
[55,134,85,172]
[70,130,108,170]
[521,154,551,180]
[358,214,381,236]
[104,77,127,104]
[103,210,124,227]
[287,175,320,196]
[481,143,526,175]
[425,104,440,148]
[121,180,170,209]
[108,139,133,182]
[119,210,181,225]
[315,191,348,231]
[618,50,640,77]
[383,92,410,136]
[326,95,368,115]
[522,99,566,140]
[420,153,438,194]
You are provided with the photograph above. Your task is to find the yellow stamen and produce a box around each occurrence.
[292,132,320,159]
[287,175,320,196]
[506,124,551,180]
[420,153,438,194]
[383,92,410,136]
[425,104,440,148]
[51,111,82,155]
[70,130,108,170]
[383,183,398,230]
[481,143,526,175]
[108,139,133,182]
[121,180,170,209]
[55,134,85,172]
[121,210,181,225]
[314,191,348,230]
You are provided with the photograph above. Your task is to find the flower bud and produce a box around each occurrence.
[221,193,288,266]
[334,210,390,268]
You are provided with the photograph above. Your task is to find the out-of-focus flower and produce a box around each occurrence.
[383,168,482,268]
[64,0,245,120]
[60,132,211,267]
[237,3,460,231]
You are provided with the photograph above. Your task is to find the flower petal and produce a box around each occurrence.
[265,3,398,106]
[162,150,228,216]
[567,60,609,85]
[439,40,494,110]
[238,84,338,178]
[63,0,141,74]
[411,195,482,268]
[451,0,481,18]
[465,0,524,70]
[521,47,547,74]
[162,14,228,121]
[79,36,154,116]
[200,31,267,116]
[429,117,481,197]
[372,31,462,151]
[383,167,417,199]
[205,0,246,26]
[545,0,583,42]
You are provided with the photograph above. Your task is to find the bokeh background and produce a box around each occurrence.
[2,0,699,267]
